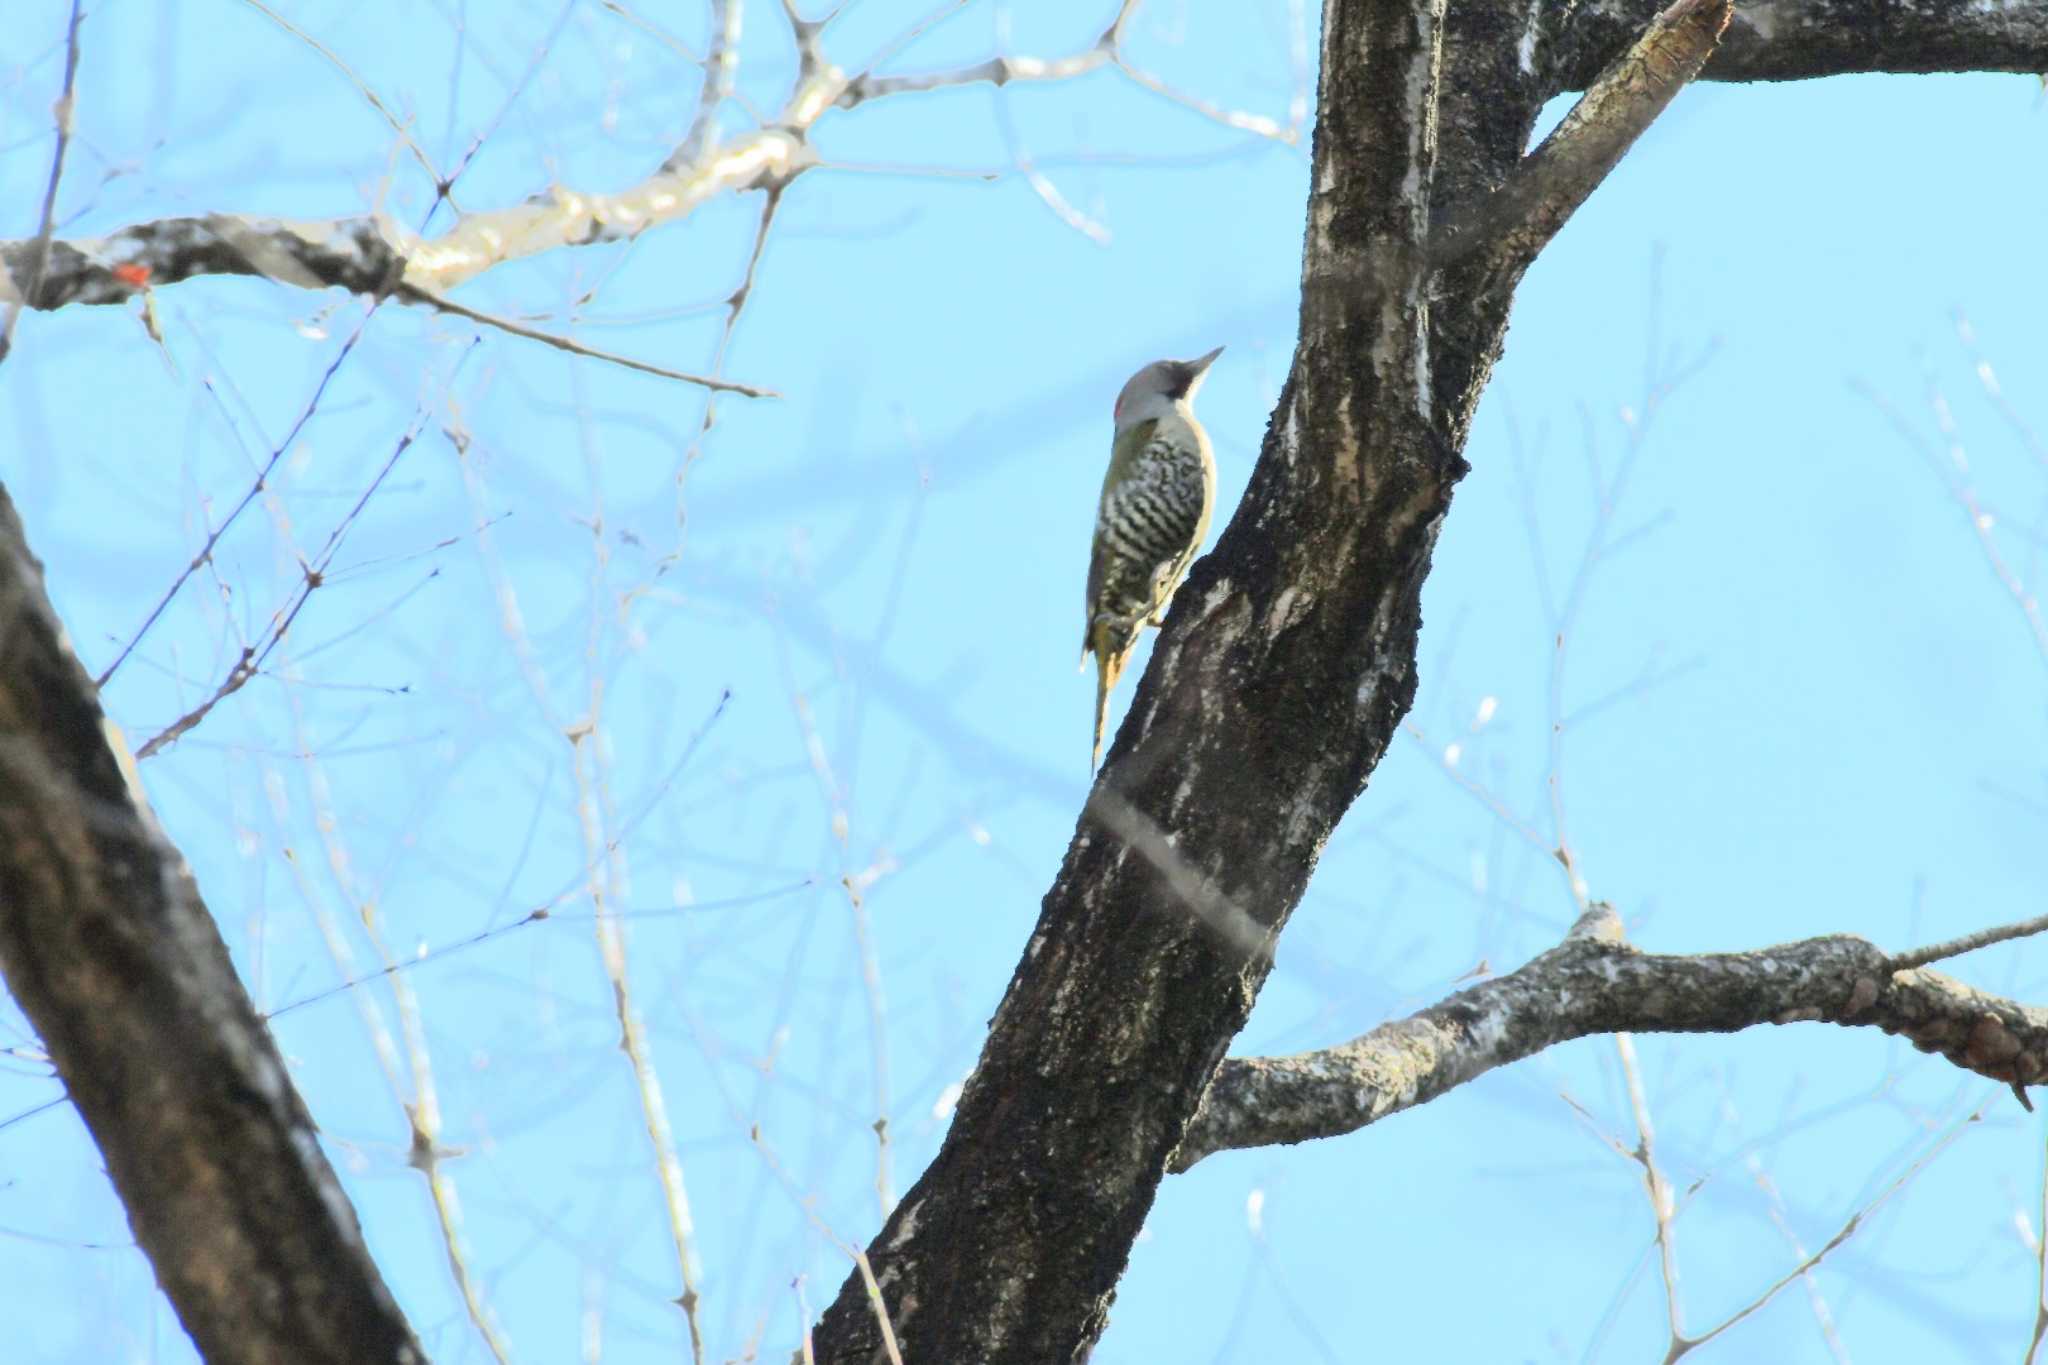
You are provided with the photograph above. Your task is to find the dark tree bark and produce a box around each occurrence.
[808,1,2048,1360]
[0,490,425,1365]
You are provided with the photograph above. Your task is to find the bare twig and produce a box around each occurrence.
[1667,1106,1983,1359]
[745,1126,905,1365]
[261,706,513,1364]
[400,284,776,396]
[98,310,375,686]
[678,0,746,165]
[990,81,1111,244]
[2028,1131,2048,1364]
[1719,1085,1852,1362]
[134,411,428,759]
[1617,1031,1687,1342]
[1857,378,2048,669]
[669,183,786,530]
[234,0,442,184]
[1892,912,2048,972]
[0,0,86,365]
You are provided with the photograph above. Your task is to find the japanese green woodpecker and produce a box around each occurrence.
[1083,345,1223,771]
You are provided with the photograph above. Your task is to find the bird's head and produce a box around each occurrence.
[1112,345,1224,431]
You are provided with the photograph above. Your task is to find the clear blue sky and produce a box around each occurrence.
[3,3,2045,1361]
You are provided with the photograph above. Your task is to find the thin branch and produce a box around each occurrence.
[1858,378,2048,668]
[745,1126,905,1365]
[2029,1131,2048,1365]
[1610,1030,1687,1343]
[1113,51,1298,144]
[272,637,512,1362]
[1429,0,1732,275]
[234,0,441,185]
[840,44,1115,106]
[134,411,428,759]
[399,284,776,396]
[1669,1107,1981,1359]
[0,0,85,366]
[1175,911,2048,1169]
[98,310,375,686]
[1893,912,2048,972]
[990,81,1111,244]
[0,0,1282,353]
[670,182,785,532]
[783,672,898,1221]
[677,0,745,166]
[1708,1084,1852,1363]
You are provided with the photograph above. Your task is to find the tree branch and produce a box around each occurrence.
[0,484,424,1365]
[1431,0,1732,277]
[0,0,85,367]
[1176,905,2048,1170]
[1552,0,2048,88]
[0,5,1289,328]
[812,0,1452,1357]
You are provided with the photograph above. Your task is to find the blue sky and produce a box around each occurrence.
[3,3,2045,1361]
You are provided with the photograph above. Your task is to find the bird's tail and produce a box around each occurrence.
[1088,619,1135,774]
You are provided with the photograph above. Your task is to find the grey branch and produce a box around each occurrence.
[0,3,1293,359]
[1432,0,1731,277]
[0,485,424,1365]
[1176,906,2048,1170]
[1562,0,2048,86]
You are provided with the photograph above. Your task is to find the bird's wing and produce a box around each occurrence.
[1121,427,1210,613]
[1085,418,1159,653]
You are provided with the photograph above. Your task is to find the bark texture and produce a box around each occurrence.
[810,0,2048,1360]
[814,0,1453,1356]
[1177,906,2048,1169]
[0,487,424,1365]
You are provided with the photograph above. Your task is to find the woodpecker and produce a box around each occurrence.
[1083,345,1223,772]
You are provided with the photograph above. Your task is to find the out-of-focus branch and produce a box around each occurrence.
[1176,904,2048,1169]
[0,0,85,366]
[678,0,745,165]
[0,484,424,1365]
[0,2,1293,346]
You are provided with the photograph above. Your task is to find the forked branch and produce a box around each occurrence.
[1431,0,1732,278]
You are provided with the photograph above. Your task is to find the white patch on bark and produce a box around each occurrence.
[1280,755,1338,853]
[1462,999,1511,1057]
[1315,1,1342,193]
[886,1199,923,1249]
[1194,577,1235,622]
[1517,4,1542,74]
[1267,585,1311,635]
[1412,314,1432,419]
[1276,399,1301,471]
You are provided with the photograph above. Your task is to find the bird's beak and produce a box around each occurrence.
[1179,345,1224,399]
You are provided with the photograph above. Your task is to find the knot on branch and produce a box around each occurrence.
[1566,901,1625,943]
[1881,968,2048,1097]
